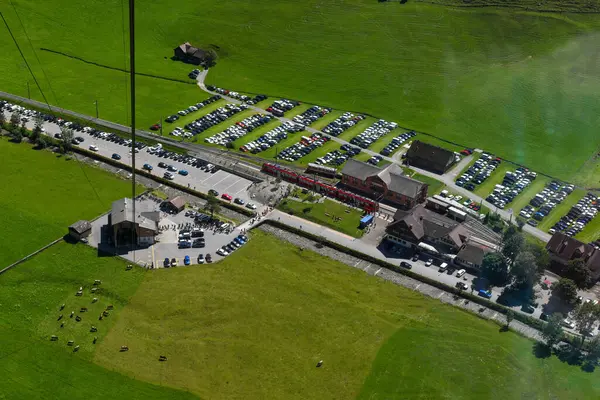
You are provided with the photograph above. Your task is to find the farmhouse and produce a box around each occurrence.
[405,140,457,174]
[68,220,92,241]
[454,240,497,270]
[173,42,206,65]
[340,159,427,209]
[108,198,159,247]
[546,232,600,281]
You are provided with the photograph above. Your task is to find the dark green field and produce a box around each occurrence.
[1,1,600,184]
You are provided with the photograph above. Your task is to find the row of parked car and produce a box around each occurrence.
[239,122,304,154]
[349,119,398,149]
[216,234,249,257]
[180,103,248,136]
[314,143,362,166]
[291,105,332,126]
[206,85,268,105]
[520,180,574,226]
[276,133,329,162]
[165,95,221,123]
[549,192,599,236]
[321,112,366,137]
[487,167,535,210]
[456,152,501,191]
[266,99,300,117]
[379,130,416,156]
[147,144,219,173]
[204,114,273,146]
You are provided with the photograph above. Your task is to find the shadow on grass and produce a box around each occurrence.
[532,342,552,359]
[499,325,509,333]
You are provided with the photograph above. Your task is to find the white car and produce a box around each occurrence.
[246,203,257,210]
[425,259,433,267]
[217,247,229,256]
[456,269,466,278]
[89,145,99,151]
[562,319,576,329]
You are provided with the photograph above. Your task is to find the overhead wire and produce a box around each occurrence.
[1,8,107,211]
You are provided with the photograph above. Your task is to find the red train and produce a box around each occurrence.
[262,163,379,213]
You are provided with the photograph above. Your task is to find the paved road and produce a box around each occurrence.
[1,88,554,242]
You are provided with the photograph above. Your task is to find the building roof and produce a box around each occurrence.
[69,220,91,234]
[167,196,186,210]
[341,159,426,198]
[406,140,455,171]
[456,242,492,266]
[176,42,205,59]
[547,232,598,263]
[111,198,157,233]
[389,204,459,242]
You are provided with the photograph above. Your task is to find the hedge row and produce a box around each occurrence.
[262,219,547,332]
[70,146,257,218]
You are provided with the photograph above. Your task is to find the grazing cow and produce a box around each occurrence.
[73,345,80,352]
[70,311,74,318]
[67,340,74,346]
[120,345,129,352]
[90,326,97,332]
[57,314,63,321]
[50,335,58,341]
[94,280,101,285]
[75,316,82,322]
[80,307,88,313]
[92,298,98,303]
[60,304,65,310]
[93,336,98,344]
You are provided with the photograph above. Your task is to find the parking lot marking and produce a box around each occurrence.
[354,261,362,268]
[222,177,244,191]
[492,313,498,319]
[363,263,371,271]
[437,292,444,298]
[374,268,382,276]
[415,284,421,290]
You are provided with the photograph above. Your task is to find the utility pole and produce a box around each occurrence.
[128,0,137,262]
[27,81,30,99]
[94,100,99,119]
[160,116,163,136]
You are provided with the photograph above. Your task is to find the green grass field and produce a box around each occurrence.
[0,242,197,400]
[278,198,365,237]
[4,1,599,183]
[537,189,586,232]
[0,139,137,267]
[410,172,445,195]
[86,231,600,400]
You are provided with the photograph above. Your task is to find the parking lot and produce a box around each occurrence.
[0,104,258,205]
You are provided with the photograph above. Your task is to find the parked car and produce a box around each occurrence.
[208,189,219,196]
[246,202,257,210]
[163,257,170,267]
[111,153,121,160]
[170,258,177,267]
[455,282,468,290]
[184,255,191,266]
[521,304,535,314]
[142,163,153,171]
[455,269,466,278]
[89,144,99,151]
[221,193,232,201]
[158,162,167,168]
[400,261,412,269]
[234,198,245,205]
[178,170,189,176]
[478,289,492,299]
[425,259,433,267]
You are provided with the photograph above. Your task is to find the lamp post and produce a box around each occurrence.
[93,100,99,119]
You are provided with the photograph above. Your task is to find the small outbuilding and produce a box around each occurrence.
[164,196,186,214]
[69,220,92,241]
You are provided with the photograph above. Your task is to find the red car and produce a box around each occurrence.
[150,123,161,131]
[460,148,473,156]
[221,193,232,201]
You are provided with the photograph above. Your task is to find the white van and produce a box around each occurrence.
[456,269,466,278]
[438,262,448,272]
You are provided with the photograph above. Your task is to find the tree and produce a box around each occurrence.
[9,128,23,143]
[502,232,524,263]
[541,313,564,348]
[573,302,600,346]
[480,252,510,286]
[204,49,218,68]
[0,110,6,127]
[203,194,221,218]
[511,251,540,288]
[35,134,50,149]
[564,258,591,289]
[59,126,74,153]
[525,240,550,271]
[586,335,600,362]
[552,278,579,306]
[9,111,21,129]
[505,310,514,328]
